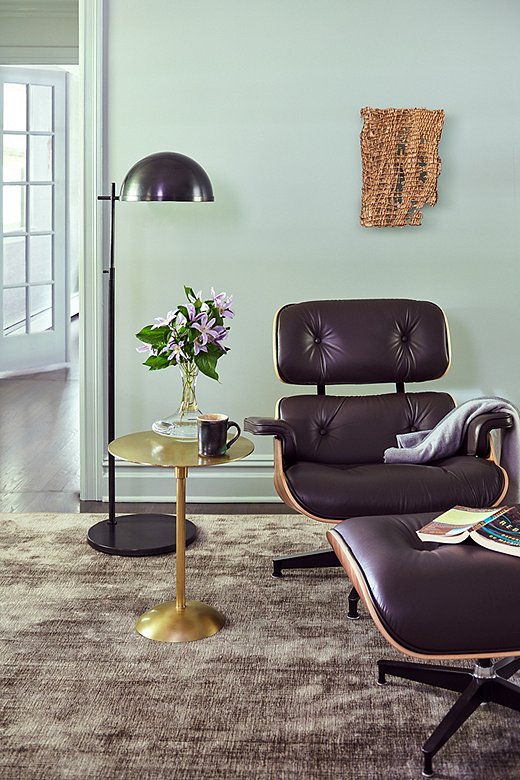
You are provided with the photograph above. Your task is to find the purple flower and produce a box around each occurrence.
[213,325,228,345]
[161,334,186,362]
[167,342,186,364]
[186,302,202,322]
[136,343,154,355]
[193,336,208,355]
[211,288,234,319]
[151,310,176,329]
[192,313,221,344]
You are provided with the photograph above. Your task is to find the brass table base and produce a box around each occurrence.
[107,434,254,643]
[136,600,226,643]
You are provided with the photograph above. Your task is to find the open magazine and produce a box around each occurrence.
[417,505,520,558]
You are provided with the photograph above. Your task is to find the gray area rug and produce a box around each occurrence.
[1,512,519,779]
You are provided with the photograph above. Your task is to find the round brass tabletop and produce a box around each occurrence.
[108,431,254,469]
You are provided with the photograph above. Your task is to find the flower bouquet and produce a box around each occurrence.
[136,286,233,439]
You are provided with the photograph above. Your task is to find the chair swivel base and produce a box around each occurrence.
[378,656,520,777]
[272,547,360,618]
[136,599,225,643]
[87,513,197,556]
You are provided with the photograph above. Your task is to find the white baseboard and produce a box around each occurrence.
[102,453,280,503]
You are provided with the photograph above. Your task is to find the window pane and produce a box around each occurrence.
[3,185,26,232]
[3,236,26,284]
[3,287,26,335]
[3,84,27,131]
[29,185,52,231]
[29,283,53,332]
[3,134,26,182]
[29,135,53,182]
[29,235,52,283]
[29,85,53,132]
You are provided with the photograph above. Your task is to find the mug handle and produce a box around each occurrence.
[226,421,241,450]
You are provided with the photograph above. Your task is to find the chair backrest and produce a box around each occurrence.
[274,299,453,464]
[275,299,450,390]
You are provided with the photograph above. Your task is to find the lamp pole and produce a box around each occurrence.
[99,183,118,525]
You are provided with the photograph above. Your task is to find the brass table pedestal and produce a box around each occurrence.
[136,599,225,643]
[108,432,254,643]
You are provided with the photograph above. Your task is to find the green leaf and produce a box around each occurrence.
[184,285,195,301]
[195,351,219,381]
[206,342,225,358]
[136,325,169,347]
[177,305,188,319]
[143,354,170,370]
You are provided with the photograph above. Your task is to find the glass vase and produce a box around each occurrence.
[152,361,201,440]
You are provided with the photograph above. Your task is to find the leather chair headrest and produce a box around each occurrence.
[275,299,450,385]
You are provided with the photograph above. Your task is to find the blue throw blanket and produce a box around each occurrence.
[383,397,520,502]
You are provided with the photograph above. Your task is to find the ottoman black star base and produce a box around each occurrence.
[378,656,520,777]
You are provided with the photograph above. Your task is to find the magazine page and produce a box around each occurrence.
[417,506,499,542]
[472,505,520,557]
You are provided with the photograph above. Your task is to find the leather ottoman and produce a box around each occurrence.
[327,512,520,776]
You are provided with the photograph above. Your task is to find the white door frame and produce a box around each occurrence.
[79,0,104,499]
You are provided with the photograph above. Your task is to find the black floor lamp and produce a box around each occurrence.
[87,152,214,556]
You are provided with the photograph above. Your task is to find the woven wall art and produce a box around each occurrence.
[360,107,445,227]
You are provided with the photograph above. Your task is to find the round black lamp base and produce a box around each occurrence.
[87,514,197,556]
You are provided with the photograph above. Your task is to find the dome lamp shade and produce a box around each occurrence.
[119,151,214,202]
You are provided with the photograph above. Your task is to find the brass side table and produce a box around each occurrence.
[108,431,254,643]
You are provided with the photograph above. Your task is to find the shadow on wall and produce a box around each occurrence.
[125,176,243,233]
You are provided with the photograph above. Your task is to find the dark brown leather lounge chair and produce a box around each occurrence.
[244,299,512,608]
[328,512,520,776]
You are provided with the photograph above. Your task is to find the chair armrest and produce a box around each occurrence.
[464,412,514,457]
[244,416,297,463]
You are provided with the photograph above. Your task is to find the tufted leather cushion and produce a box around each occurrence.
[278,392,455,464]
[286,458,506,520]
[330,513,520,655]
[277,392,506,519]
[275,299,450,385]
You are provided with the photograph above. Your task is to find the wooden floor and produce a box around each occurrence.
[0,319,81,513]
[0,319,290,515]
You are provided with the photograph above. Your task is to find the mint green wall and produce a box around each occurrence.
[107,0,520,489]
